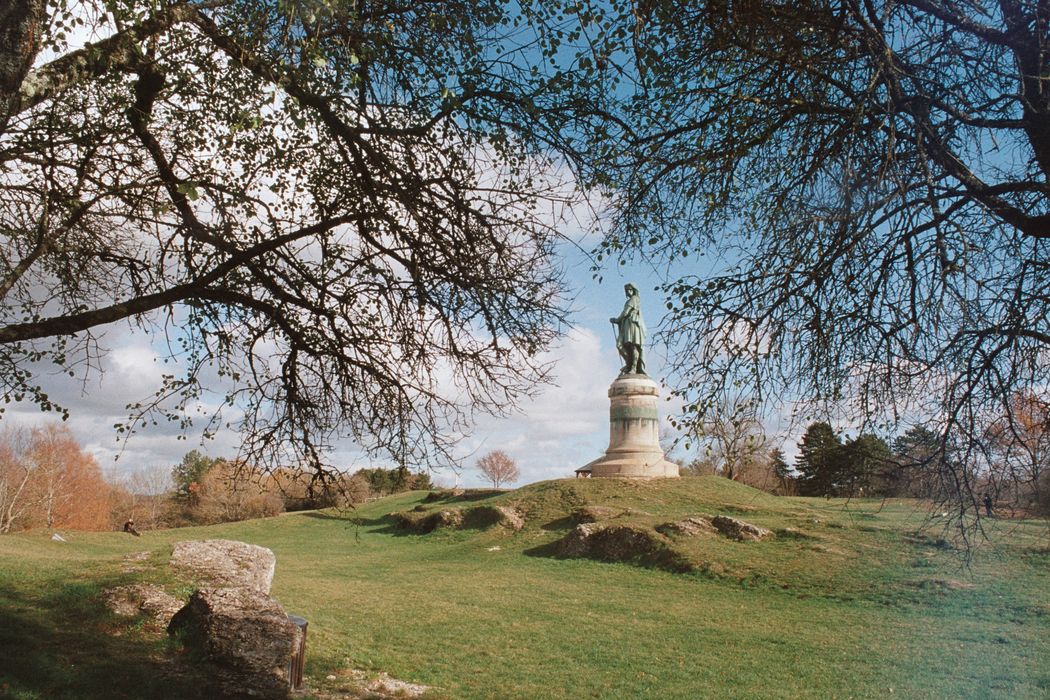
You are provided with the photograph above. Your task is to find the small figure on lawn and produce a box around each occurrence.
[983,493,994,518]
[123,519,141,536]
[610,283,647,375]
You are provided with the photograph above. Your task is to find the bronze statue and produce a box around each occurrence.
[610,283,646,375]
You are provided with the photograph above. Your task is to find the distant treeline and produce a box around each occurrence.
[684,416,1048,517]
[0,425,432,533]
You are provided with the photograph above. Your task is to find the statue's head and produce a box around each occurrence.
[624,283,638,296]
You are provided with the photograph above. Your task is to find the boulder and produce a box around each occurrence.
[711,515,774,541]
[171,540,276,593]
[168,587,301,698]
[104,584,184,624]
[494,505,525,531]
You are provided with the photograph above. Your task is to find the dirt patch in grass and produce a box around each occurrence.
[910,578,976,592]
[571,505,620,523]
[721,504,759,514]
[903,531,955,550]
[775,527,819,540]
[311,668,434,699]
[570,506,652,524]
[808,544,852,556]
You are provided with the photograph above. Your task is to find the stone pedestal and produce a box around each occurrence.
[580,374,680,478]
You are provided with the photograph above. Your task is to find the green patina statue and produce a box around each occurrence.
[610,283,646,375]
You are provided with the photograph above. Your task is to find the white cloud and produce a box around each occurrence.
[2,322,241,478]
[454,326,628,486]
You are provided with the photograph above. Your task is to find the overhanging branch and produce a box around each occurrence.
[8,1,222,119]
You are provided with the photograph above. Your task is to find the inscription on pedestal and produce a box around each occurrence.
[610,406,659,421]
[578,374,680,479]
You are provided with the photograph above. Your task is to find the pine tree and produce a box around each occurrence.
[842,434,892,497]
[766,448,791,494]
[795,423,843,497]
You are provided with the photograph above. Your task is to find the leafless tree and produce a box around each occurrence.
[476,450,519,488]
[123,464,174,527]
[984,391,1050,515]
[683,395,767,481]
[0,425,32,533]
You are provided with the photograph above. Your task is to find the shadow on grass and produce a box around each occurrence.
[294,509,369,522]
[0,580,213,700]
[421,489,508,504]
[540,515,577,532]
[522,540,564,559]
[355,512,411,536]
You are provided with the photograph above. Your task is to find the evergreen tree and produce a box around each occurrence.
[171,450,220,505]
[842,434,892,497]
[769,448,794,496]
[795,423,843,497]
[770,449,791,481]
[892,426,950,499]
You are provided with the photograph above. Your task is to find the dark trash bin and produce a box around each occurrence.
[287,614,308,690]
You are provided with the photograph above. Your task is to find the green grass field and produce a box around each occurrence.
[1,477,1048,699]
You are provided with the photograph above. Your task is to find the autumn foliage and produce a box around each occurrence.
[984,391,1050,516]
[0,424,114,532]
[0,423,441,533]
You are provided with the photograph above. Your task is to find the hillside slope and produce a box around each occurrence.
[1,477,1048,699]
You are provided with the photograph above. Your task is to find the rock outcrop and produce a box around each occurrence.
[656,516,718,538]
[462,505,525,531]
[170,539,276,593]
[392,508,464,533]
[104,583,183,624]
[168,587,301,698]
[166,540,304,697]
[557,522,694,573]
[711,515,774,541]
[393,504,525,533]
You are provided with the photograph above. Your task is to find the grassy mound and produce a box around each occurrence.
[389,477,860,585]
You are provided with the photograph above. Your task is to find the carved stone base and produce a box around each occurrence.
[579,374,679,478]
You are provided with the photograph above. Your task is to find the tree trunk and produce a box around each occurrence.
[0,466,32,533]
[0,0,45,120]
